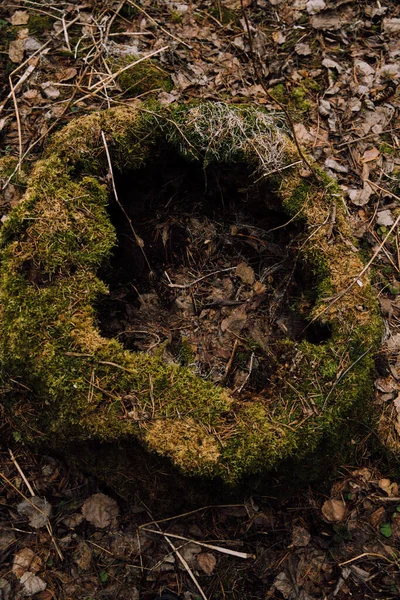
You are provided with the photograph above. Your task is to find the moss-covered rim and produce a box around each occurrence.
[0,101,382,482]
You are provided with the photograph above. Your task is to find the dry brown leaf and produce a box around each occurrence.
[62,512,85,529]
[311,13,344,30]
[370,506,385,528]
[379,478,399,497]
[40,82,60,100]
[361,147,380,163]
[180,542,201,565]
[81,493,119,528]
[12,548,41,578]
[0,579,11,600]
[73,540,92,571]
[383,18,400,34]
[20,572,47,597]
[11,10,29,25]
[348,182,373,206]
[236,262,255,285]
[376,210,394,227]
[291,525,311,547]
[295,42,312,56]
[0,525,16,552]
[273,571,293,599]
[272,31,286,45]
[34,592,54,600]
[196,552,217,576]
[57,67,78,82]
[221,305,247,334]
[17,496,52,529]
[224,0,251,8]
[321,499,346,523]
[9,39,25,63]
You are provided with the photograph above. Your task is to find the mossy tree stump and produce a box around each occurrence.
[0,102,381,483]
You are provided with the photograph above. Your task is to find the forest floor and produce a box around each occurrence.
[0,1,400,599]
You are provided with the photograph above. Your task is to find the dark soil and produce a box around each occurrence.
[97,148,330,394]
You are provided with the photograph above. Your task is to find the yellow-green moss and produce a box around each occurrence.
[269,84,312,116]
[27,13,54,37]
[107,54,172,98]
[292,86,311,112]
[0,101,382,482]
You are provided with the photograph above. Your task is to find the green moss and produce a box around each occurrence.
[177,337,195,366]
[0,101,382,483]
[107,55,172,98]
[270,84,286,105]
[379,142,397,156]
[170,10,184,23]
[302,77,321,92]
[292,87,311,112]
[209,5,238,25]
[28,13,54,37]
[269,84,311,116]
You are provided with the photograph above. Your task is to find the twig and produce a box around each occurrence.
[9,77,23,169]
[373,496,400,502]
[4,451,64,561]
[164,266,237,289]
[0,56,41,116]
[240,0,319,180]
[101,130,153,275]
[337,127,400,148]
[253,160,302,183]
[104,0,126,46]
[17,0,63,14]
[126,0,193,49]
[224,339,238,379]
[9,449,35,495]
[310,181,400,323]
[61,15,72,52]
[238,352,255,393]
[140,502,209,600]
[322,347,372,409]
[77,46,169,101]
[141,528,255,559]
[140,503,249,528]
[339,552,398,567]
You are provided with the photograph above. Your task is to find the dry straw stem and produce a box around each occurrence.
[0,101,382,482]
[142,503,209,600]
[141,528,255,559]
[339,552,399,567]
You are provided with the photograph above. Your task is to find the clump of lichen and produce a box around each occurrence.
[0,101,382,482]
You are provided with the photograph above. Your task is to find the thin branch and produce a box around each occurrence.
[3,451,64,561]
[140,502,209,600]
[312,184,400,322]
[240,0,320,180]
[164,266,237,289]
[101,130,153,275]
[126,0,193,49]
[141,528,255,559]
[322,347,372,409]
